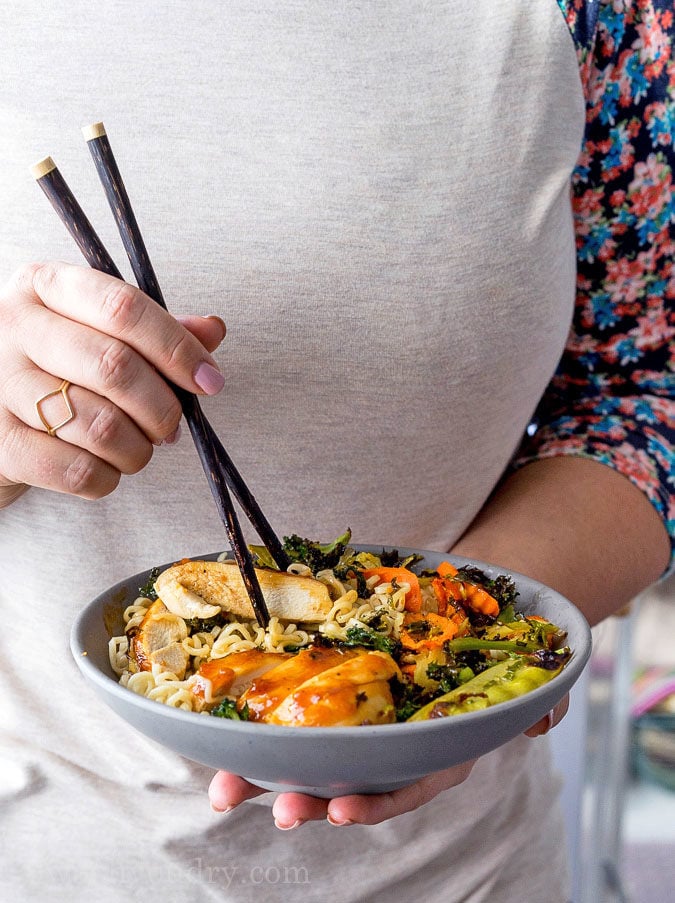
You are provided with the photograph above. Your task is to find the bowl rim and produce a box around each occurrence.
[70,546,592,738]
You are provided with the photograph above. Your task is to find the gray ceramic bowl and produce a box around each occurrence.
[71,547,592,797]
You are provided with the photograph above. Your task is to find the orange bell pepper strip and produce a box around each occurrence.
[461,584,500,618]
[437,561,459,578]
[433,561,499,619]
[362,566,423,612]
[400,611,460,652]
[432,562,461,616]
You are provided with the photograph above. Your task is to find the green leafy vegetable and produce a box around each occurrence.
[138,567,160,600]
[379,549,424,570]
[282,528,352,572]
[211,699,249,720]
[184,613,227,632]
[341,625,401,657]
[425,662,475,693]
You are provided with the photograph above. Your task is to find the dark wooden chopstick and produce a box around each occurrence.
[32,154,270,628]
[30,157,123,280]
[79,125,289,574]
[31,146,288,627]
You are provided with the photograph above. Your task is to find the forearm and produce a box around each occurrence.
[451,456,670,627]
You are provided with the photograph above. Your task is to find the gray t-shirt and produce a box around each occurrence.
[0,2,582,900]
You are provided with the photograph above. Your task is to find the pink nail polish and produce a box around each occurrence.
[211,802,234,814]
[326,815,354,826]
[205,315,227,338]
[194,362,225,395]
[274,818,305,831]
[160,424,182,446]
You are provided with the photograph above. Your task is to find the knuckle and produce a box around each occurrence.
[63,450,119,498]
[0,415,28,480]
[85,404,153,475]
[97,340,139,394]
[62,451,99,495]
[1,264,47,326]
[163,328,196,372]
[152,400,182,442]
[99,280,145,333]
[28,261,60,300]
[84,402,123,448]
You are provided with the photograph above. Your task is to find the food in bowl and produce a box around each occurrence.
[109,530,572,727]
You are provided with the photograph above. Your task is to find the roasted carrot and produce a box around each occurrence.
[362,567,423,613]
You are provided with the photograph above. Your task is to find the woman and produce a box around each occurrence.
[0,2,672,901]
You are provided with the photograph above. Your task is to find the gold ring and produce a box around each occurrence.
[35,379,75,437]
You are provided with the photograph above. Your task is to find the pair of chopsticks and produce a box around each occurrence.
[31,122,290,628]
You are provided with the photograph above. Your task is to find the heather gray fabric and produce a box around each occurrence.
[0,2,582,900]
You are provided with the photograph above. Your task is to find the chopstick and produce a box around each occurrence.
[79,123,290,573]
[31,143,288,627]
[32,154,272,628]
[30,158,123,280]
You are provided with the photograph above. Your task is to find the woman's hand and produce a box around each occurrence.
[0,261,227,507]
[208,759,477,829]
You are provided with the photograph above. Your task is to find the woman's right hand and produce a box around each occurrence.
[0,261,227,508]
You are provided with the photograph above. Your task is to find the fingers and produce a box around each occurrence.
[175,315,226,353]
[208,772,268,812]
[0,415,122,499]
[11,263,225,444]
[325,760,476,826]
[210,760,477,831]
[13,301,184,445]
[271,794,330,829]
[0,261,229,502]
[18,262,226,397]
[5,366,154,474]
[524,693,570,738]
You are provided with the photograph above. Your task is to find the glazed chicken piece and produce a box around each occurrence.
[188,649,291,712]
[266,649,401,727]
[239,645,401,727]
[154,560,333,622]
[129,599,189,679]
[240,646,358,721]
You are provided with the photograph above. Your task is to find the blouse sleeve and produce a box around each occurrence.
[512,0,675,575]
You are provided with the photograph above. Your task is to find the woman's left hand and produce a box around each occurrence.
[208,759,477,829]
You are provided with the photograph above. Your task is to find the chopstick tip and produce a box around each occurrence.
[30,156,57,180]
[82,121,107,141]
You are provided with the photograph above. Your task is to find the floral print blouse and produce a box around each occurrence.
[514,0,675,574]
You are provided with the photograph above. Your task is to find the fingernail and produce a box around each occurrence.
[274,818,305,831]
[326,814,354,827]
[194,361,225,395]
[160,423,182,446]
[211,802,234,814]
[205,315,227,339]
